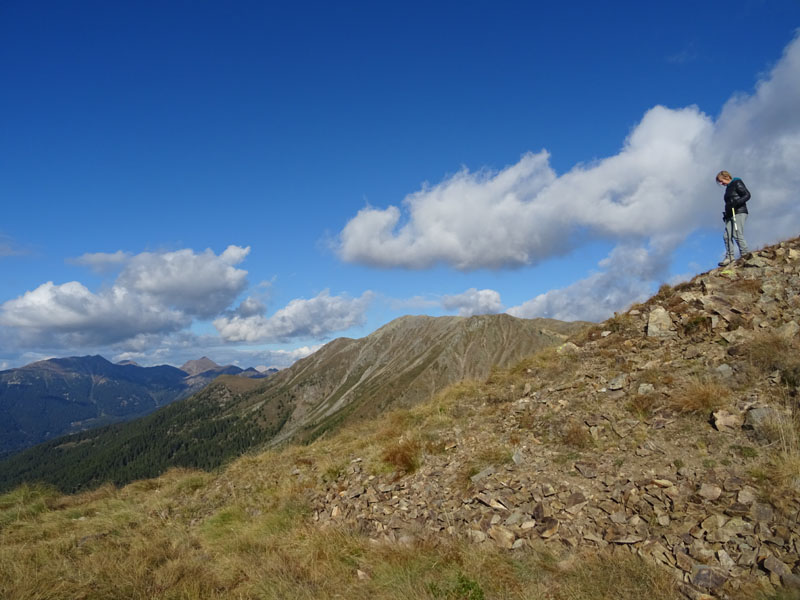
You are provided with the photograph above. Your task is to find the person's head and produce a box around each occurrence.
[716,170,732,185]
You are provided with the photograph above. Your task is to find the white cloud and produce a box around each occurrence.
[68,250,131,273]
[0,246,250,348]
[117,245,250,318]
[507,242,672,322]
[338,34,800,321]
[214,290,373,342]
[442,288,504,316]
[235,296,267,318]
[337,106,714,270]
[0,281,188,346]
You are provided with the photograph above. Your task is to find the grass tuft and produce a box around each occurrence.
[672,379,730,414]
[743,331,800,387]
[382,438,422,474]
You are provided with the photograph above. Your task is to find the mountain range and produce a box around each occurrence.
[0,355,272,457]
[0,314,588,493]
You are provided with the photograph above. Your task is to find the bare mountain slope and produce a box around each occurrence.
[259,314,587,444]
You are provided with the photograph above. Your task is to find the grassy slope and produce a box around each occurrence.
[2,336,796,598]
[0,376,680,600]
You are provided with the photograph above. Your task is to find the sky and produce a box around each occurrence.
[2,1,800,371]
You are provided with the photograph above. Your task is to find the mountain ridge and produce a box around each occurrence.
[0,354,269,456]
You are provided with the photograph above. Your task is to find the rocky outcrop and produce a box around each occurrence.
[304,238,800,599]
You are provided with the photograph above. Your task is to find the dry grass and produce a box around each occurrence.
[0,469,681,600]
[729,277,763,297]
[627,393,661,419]
[562,420,593,449]
[382,438,422,474]
[753,407,800,493]
[743,331,800,387]
[0,340,746,600]
[672,379,730,414]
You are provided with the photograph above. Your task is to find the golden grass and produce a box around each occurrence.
[0,472,681,600]
[672,379,730,414]
[382,438,422,474]
[743,331,800,387]
[0,352,724,599]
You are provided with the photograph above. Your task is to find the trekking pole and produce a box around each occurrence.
[731,207,739,236]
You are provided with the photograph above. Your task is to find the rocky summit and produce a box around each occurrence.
[303,238,800,599]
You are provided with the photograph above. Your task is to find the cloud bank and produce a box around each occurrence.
[1,244,373,365]
[442,288,504,317]
[338,35,800,319]
[214,290,373,342]
[1,246,251,348]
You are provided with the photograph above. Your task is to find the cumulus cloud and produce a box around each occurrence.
[0,246,250,348]
[338,52,800,273]
[442,288,504,316]
[117,245,250,318]
[337,105,713,270]
[337,34,800,321]
[214,290,373,342]
[0,281,188,345]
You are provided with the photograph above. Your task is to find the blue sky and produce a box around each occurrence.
[2,1,800,370]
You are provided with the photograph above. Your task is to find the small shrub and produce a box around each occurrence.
[428,572,485,600]
[562,421,592,449]
[731,445,758,459]
[382,438,422,474]
[322,463,345,482]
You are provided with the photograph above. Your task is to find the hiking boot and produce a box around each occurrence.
[718,257,734,267]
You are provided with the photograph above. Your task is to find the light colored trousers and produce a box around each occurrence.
[723,211,749,258]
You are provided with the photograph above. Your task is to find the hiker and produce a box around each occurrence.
[716,170,751,266]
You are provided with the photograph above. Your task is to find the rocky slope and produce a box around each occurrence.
[300,239,800,599]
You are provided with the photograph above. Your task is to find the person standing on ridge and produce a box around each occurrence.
[716,170,751,266]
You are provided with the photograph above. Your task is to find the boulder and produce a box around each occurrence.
[647,307,676,338]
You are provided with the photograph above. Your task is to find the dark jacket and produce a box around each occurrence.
[723,178,750,220]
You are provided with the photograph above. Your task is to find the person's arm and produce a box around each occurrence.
[733,180,750,208]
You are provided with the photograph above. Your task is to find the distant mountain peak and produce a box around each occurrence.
[180,357,220,376]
